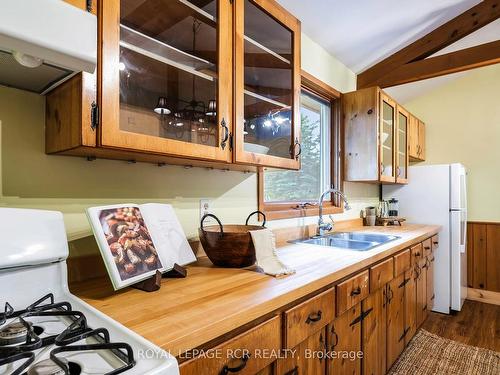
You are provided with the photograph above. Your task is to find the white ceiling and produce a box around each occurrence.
[277,0,487,73]
[277,0,500,102]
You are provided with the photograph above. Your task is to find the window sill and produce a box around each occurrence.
[261,204,344,221]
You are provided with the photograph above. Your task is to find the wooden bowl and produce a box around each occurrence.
[198,212,266,268]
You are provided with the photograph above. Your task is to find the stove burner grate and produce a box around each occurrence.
[26,358,82,375]
[0,351,35,375]
[0,294,73,326]
[52,326,136,375]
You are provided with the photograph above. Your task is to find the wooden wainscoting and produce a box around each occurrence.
[467,221,500,295]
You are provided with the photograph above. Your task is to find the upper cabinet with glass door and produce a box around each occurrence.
[99,0,233,162]
[379,93,396,183]
[234,0,301,170]
[344,86,415,184]
[396,106,409,184]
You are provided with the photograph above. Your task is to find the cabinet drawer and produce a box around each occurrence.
[432,234,439,251]
[410,243,423,265]
[284,288,335,349]
[422,238,432,257]
[336,270,369,315]
[180,316,281,375]
[370,258,394,291]
[394,249,411,276]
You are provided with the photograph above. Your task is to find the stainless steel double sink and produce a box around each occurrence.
[292,232,400,251]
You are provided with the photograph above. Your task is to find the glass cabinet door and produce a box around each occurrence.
[379,93,396,183]
[234,0,301,169]
[99,0,232,162]
[396,107,409,183]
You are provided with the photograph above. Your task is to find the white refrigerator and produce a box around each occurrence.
[383,163,467,314]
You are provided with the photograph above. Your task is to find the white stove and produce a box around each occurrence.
[0,208,179,375]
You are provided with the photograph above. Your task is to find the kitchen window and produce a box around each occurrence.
[258,73,342,220]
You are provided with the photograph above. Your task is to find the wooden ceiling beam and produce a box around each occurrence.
[374,40,500,88]
[357,0,500,89]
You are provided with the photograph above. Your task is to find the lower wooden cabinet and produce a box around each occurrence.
[181,237,436,375]
[180,316,280,375]
[362,287,387,375]
[386,274,405,369]
[426,255,435,312]
[327,304,362,375]
[416,260,427,327]
[276,329,326,375]
[403,268,417,346]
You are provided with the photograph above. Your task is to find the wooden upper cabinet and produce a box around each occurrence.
[46,0,300,171]
[344,86,414,184]
[99,0,232,163]
[409,114,425,161]
[418,120,426,160]
[379,92,396,183]
[395,106,409,184]
[234,0,301,169]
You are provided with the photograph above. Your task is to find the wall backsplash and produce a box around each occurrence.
[0,32,379,258]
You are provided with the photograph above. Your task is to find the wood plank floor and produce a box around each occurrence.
[422,300,500,352]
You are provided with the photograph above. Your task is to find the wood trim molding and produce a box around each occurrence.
[357,0,500,88]
[373,40,500,88]
[301,70,341,99]
[258,72,343,220]
[467,287,500,306]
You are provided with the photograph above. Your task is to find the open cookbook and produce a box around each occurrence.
[87,203,196,290]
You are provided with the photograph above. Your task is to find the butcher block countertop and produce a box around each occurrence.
[70,224,440,358]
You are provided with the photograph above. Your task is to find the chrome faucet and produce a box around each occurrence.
[317,188,351,236]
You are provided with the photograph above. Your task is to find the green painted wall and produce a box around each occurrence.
[404,64,500,222]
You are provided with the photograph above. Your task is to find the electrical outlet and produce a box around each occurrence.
[199,199,212,222]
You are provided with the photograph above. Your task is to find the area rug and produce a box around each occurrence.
[388,329,500,375]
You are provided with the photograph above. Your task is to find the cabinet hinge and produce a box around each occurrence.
[229,133,233,151]
[91,102,99,130]
[86,0,93,12]
[398,327,410,342]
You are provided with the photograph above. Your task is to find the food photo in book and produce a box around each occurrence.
[99,206,163,281]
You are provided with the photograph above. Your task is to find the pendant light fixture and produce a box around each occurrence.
[206,99,216,117]
[154,96,171,115]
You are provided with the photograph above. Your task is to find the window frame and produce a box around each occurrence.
[258,71,343,221]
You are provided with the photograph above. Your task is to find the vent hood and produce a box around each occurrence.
[0,0,97,94]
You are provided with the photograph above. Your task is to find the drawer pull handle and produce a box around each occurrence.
[306,310,322,324]
[221,353,250,374]
[284,366,299,375]
[433,241,439,245]
[350,287,362,296]
[414,251,421,257]
[424,246,431,250]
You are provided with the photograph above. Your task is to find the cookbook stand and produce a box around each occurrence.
[131,263,187,292]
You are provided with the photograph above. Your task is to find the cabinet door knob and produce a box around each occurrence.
[305,310,322,324]
[220,353,250,374]
[220,118,229,150]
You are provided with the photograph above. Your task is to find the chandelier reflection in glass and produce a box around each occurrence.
[153,19,217,144]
